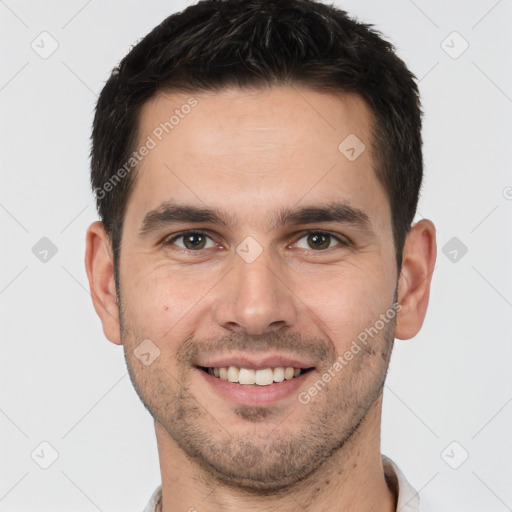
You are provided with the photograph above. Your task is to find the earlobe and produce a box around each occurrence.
[84,221,122,345]
[395,219,437,340]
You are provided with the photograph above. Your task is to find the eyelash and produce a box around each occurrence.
[162,230,350,253]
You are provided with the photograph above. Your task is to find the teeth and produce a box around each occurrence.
[227,366,239,383]
[284,367,295,380]
[273,367,285,382]
[239,368,255,385]
[206,365,308,386]
[255,368,274,386]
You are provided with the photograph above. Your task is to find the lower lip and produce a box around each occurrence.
[195,368,314,406]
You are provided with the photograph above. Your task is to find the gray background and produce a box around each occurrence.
[1,0,511,510]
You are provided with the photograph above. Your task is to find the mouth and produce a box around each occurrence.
[193,354,318,406]
[198,365,315,386]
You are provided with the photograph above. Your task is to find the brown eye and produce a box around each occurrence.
[183,233,207,250]
[294,231,347,251]
[165,231,215,251]
[307,232,330,250]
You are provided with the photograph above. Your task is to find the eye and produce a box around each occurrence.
[292,231,348,251]
[164,231,217,251]
[163,230,349,253]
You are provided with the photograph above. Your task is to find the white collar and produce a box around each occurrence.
[143,455,420,512]
[383,455,420,511]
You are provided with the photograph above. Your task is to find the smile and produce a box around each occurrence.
[199,366,314,386]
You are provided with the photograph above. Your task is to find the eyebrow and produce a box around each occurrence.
[138,201,374,237]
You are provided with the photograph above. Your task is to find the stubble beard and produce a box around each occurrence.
[118,299,395,494]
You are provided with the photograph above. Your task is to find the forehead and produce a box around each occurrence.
[126,86,390,234]
[137,86,374,163]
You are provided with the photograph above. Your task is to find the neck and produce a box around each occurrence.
[155,398,396,512]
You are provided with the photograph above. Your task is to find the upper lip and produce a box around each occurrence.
[195,353,316,370]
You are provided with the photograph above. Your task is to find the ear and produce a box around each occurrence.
[395,219,437,340]
[84,221,122,345]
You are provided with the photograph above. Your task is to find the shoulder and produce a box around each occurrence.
[142,484,162,512]
[382,455,443,512]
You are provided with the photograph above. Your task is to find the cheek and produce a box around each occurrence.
[299,260,395,346]
[120,262,214,340]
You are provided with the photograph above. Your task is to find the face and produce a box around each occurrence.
[115,86,400,490]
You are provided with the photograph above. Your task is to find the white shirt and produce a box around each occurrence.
[142,455,426,512]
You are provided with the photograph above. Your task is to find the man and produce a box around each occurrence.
[85,0,437,510]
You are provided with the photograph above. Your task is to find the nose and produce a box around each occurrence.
[212,244,299,336]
